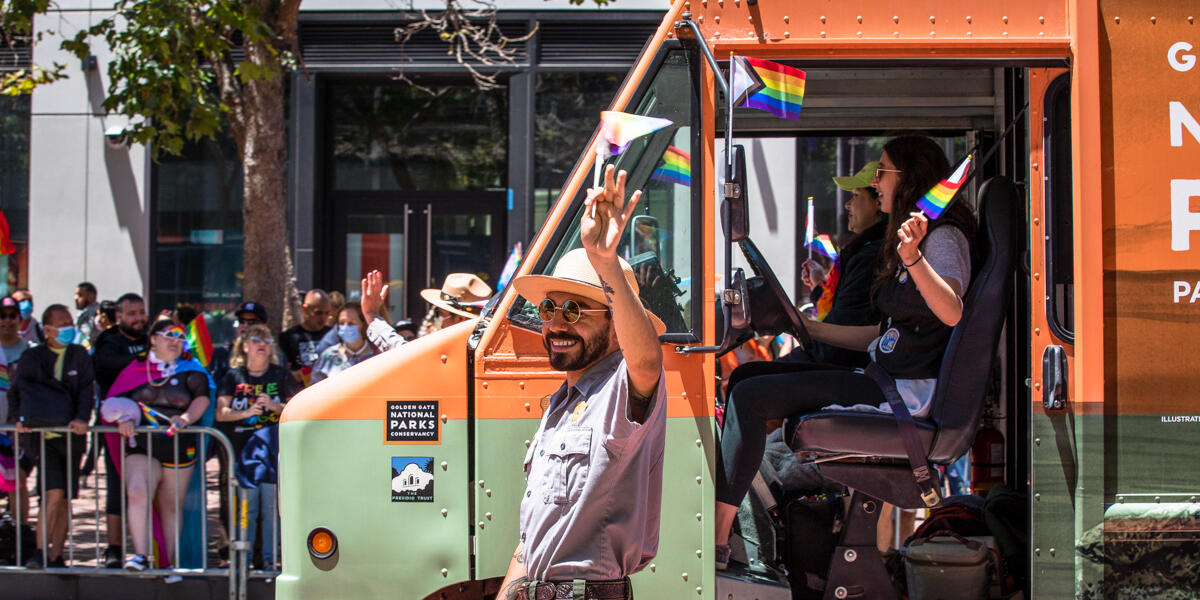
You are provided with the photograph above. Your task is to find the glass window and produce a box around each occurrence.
[533,72,623,230]
[330,81,508,191]
[152,135,243,342]
[430,212,495,289]
[516,49,696,336]
[0,94,29,295]
[345,214,407,318]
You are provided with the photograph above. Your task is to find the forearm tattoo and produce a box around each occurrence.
[501,576,529,600]
[514,550,524,564]
[598,275,616,305]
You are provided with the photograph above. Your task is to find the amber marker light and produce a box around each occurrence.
[307,527,337,559]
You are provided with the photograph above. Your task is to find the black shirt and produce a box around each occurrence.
[216,364,302,455]
[128,370,210,419]
[93,327,149,397]
[279,325,331,372]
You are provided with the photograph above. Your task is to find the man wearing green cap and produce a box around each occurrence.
[792,161,888,367]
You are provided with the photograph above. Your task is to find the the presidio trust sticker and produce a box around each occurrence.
[386,400,439,443]
[392,457,434,502]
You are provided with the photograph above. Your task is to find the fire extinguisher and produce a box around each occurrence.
[971,422,1004,495]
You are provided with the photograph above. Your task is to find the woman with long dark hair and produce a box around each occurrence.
[713,136,977,569]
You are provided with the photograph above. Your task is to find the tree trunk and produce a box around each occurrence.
[235,0,303,333]
[239,54,299,333]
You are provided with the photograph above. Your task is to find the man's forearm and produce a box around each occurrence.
[498,542,528,600]
[591,256,662,396]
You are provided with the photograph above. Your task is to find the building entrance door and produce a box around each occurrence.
[335,193,506,324]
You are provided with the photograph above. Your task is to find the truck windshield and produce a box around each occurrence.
[514,48,697,336]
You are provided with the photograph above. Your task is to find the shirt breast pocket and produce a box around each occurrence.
[547,427,591,505]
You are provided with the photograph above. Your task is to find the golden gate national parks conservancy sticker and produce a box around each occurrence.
[386,401,440,443]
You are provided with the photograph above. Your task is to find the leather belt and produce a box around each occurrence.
[516,578,631,600]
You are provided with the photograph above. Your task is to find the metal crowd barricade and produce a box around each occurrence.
[0,424,268,600]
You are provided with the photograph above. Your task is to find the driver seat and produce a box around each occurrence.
[783,176,1019,600]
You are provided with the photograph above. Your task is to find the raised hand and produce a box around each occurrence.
[360,270,390,322]
[897,211,929,266]
[581,164,642,261]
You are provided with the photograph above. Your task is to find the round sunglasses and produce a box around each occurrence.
[537,298,609,324]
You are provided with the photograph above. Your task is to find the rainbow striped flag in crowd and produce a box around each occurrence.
[186,314,214,367]
[917,154,973,219]
[598,111,673,159]
[0,208,16,255]
[650,146,691,186]
[731,56,806,121]
[808,233,839,262]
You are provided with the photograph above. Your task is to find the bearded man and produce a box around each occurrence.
[499,165,667,600]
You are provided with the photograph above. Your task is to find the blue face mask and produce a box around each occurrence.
[54,326,76,346]
[337,324,361,345]
[17,300,32,320]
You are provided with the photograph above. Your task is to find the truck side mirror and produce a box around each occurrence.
[722,144,749,242]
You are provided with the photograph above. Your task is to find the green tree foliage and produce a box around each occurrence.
[61,0,299,159]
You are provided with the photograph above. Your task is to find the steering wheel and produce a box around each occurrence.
[737,238,814,350]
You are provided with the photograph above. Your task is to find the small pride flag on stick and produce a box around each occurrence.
[808,234,839,262]
[917,154,973,220]
[731,56,806,121]
[595,111,673,188]
[650,145,691,186]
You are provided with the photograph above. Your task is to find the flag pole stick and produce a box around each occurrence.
[594,146,602,190]
[806,196,814,263]
[724,52,735,291]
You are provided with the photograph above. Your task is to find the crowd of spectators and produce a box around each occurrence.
[0,270,493,570]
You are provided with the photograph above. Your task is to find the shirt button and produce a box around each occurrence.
[560,443,566,450]
[521,533,526,541]
[539,450,544,456]
[526,491,531,497]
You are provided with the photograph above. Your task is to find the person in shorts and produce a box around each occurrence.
[9,304,94,568]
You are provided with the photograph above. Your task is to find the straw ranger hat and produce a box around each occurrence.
[512,248,667,335]
[420,273,493,319]
[832,161,879,191]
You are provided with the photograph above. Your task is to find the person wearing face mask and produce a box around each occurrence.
[309,302,376,385]
[104,319,214,571]
[8,305,94,568]
[0,296,30,365]
[11,288,44,345]
[89,292,149,568]
[215,323,300,569]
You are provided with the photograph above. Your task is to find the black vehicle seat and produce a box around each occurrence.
[783,176,1020,600]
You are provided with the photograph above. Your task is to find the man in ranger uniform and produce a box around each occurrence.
[500,165,667,600]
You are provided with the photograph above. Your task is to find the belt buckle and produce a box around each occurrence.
[535,583,557,600]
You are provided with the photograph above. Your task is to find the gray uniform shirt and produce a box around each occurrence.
[519,350,667,581]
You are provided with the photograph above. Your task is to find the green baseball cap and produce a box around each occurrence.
[832,161,879,191]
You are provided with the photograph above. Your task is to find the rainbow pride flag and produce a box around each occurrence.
[0,208,16,255]
[598,111,673,159]
[917,154,973,219]
[731,56,806,121]
[815,263,840,321]
[139,402,178,436]
[651,145,691,186]
[496,242,522,291]
[808,233,839,261]
[186,314,214,367]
